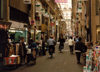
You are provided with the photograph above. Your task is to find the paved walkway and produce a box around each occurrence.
[1,42,83,72]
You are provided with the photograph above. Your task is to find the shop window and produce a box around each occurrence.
[42,15,45,24]
[38,26,41,30]
[35,12,40,21]
[98,31,100,40]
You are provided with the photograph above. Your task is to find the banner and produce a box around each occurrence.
[55,0,67,3]
[77,1,82,13]
[24,0,31,4]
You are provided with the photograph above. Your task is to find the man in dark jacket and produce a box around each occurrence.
[75,37,87,64]
[19,37,27,64]
[27,39,37,64]
[59,36,65,53]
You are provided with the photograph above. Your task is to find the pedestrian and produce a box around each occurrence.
[75,37,87,64]
[74,36,79,42]
[0,24,9,69]
[42,39,46,56]
[58,36,65,53]
[0,24,9,61]
[27,39,37,64]
[19,37,27,65]
[68,36,74,54]
[47,35,56,58]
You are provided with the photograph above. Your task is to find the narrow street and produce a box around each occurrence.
[2,42,83,72]
[0,0,99,72]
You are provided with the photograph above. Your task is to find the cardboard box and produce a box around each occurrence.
[4,55,20,65]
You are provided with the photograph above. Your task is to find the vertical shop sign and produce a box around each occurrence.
[0,0,7,20]
[77,1,82,13]
[96,0,99,15]
[31,20,34,25]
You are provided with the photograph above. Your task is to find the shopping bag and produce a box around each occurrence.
[0,53,2,57]
[32,49,36,58]
[27,49,31,54]
[57,42,60,44]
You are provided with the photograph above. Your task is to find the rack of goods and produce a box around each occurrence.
[83,49,93,72]
[3,44,20,67]
[83,46,100,72]
[4,55,20,66]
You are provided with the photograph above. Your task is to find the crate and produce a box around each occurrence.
[3,55,20,65]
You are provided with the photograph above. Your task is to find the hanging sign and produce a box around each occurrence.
[77,1,82,13]
[77,0,88,1]
[50,22,55,26]
[55,0,67,3]
[31,20,34,25]
[24,0,31,4]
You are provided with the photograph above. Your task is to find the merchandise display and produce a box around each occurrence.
[83,46,100,72]
[4,55,20,65]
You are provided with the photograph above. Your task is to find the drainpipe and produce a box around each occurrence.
[89,0,92,41]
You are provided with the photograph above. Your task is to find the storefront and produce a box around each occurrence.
[9,20,28,44]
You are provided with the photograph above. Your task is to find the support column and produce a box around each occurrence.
[31,0,36,41]
[48,7,50,38]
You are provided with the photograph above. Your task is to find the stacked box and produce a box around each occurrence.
[4,55,20,65]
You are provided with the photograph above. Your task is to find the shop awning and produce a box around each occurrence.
[10,20,25,29]
[0,20,12,25]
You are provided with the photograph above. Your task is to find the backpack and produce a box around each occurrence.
[81,44,87,53]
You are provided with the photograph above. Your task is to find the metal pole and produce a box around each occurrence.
[7,0,9,21]
[56,25,57,42]
[89,0,91,41]
[31,0,34,21]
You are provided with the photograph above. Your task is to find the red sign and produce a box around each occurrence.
[50,22,55,26]
[31,20,34,25]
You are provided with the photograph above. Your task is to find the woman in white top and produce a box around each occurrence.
[68,37,74,54]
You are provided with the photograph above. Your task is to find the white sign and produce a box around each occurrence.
[56,21,58,25]
[61,19,66,21]
[10,21,25,29]
[77,1,82,13]
[24,0,31,4]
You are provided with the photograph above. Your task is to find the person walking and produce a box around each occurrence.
[75,37,87,64]
[0,24,9,69]
[19,37,27,65]
[74,36,79,42]
[27,39,37,64]
[58,36,65,53]
[47,35,56,58]
[42,39,46,56]
[68,36,74,54]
